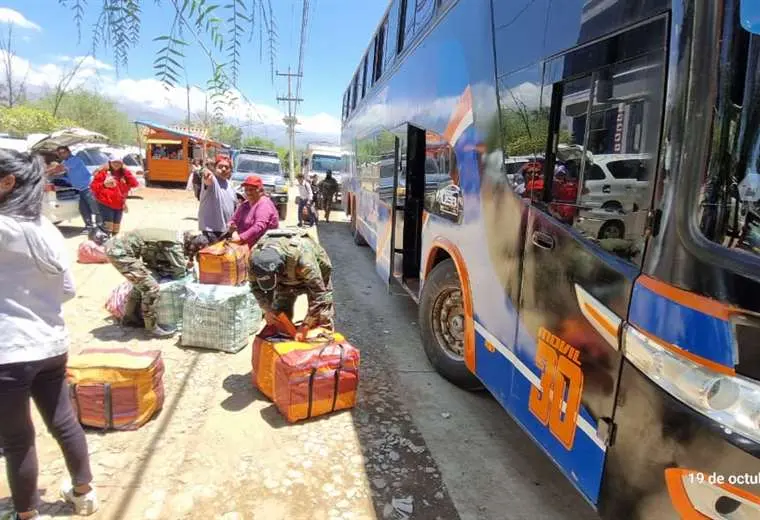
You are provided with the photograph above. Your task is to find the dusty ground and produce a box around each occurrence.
[1,186,597,520]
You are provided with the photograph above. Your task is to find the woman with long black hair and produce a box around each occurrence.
[0,150,99,519]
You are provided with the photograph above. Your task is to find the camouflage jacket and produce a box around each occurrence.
[250,232,332,322]
[319,177,339,196]
[105,228,189,280]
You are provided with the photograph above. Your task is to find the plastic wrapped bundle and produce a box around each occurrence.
[78,240,109,264]
[155,274,196,330]
[244,293,263,335]
[181,283,254,353]
[105,281,133,320]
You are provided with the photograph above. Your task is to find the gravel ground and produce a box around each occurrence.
[0,186,596,520]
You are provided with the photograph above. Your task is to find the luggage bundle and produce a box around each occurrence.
[181,283,258,353]
[104,274,198,330]
[155,274,196,330]
[198,241,249,286]
[77,240,109,264]
[66,348,165,430]
[251,317,360,423]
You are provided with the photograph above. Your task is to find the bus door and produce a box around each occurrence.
[511,17,668,504]
[389,125,425,298]
[376,129,402,284]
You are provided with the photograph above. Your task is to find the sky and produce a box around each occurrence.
[0,1,388,142]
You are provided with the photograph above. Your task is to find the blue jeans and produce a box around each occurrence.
[98,203,124,235]
[78,188,101,228]
[298,198,315,225]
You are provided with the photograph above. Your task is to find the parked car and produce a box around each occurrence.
[579,153,652,212]
[28,128,109,225]
[231,148,289,220]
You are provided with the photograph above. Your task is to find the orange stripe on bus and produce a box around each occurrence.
[425,239,476,373]
[582,302,619,338]
[637,275,734,321]
[636,327,735,376]
[443,87,472,143]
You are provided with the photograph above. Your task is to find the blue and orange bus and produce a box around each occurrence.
[340,0,760,518]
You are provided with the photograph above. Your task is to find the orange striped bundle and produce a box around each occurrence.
[198,241,249,286]
[273,341,360,423]
[66,348,165,431]
[251,328,345,400]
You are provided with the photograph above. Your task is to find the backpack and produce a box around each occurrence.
[259,228,331,281]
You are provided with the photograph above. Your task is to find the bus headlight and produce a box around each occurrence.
[624,324,760,443]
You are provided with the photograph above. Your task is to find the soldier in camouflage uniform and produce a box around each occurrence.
[104,228,190,337]
[249,229,334,337]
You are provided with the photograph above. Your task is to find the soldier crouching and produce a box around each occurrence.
[249,229,335,340]
[105,228,191,337]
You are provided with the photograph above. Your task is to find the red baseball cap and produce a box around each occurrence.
[215,156,231,167]
[241,175,263,188]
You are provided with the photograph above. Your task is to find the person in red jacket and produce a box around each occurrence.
[90,158,139,236]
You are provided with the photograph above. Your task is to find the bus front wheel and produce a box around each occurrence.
[419,259,482,391]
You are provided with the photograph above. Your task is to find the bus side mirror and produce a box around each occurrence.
[742,0,760,34]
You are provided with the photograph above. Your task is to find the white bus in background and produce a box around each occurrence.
[303,143,346,208]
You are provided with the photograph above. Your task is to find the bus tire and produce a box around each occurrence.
[419,259,482,391]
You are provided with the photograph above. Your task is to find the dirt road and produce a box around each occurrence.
[1,186,596,520]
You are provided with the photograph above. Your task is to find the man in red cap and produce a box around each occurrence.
[227,174,279,247]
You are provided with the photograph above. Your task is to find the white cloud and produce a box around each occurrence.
[57,55,114,71]
[0,8,41,31]
[1,50,342,141]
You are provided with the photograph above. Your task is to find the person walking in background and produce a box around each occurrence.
[296,174,315,227]
[228,175,279,248]
[90,157,139,236]
[318,170,339,222]
[0,150,99,520]
[48,146,102,233]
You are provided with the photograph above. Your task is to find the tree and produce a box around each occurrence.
[210,123,242,148]
[0,105,76,136]
[241,135,275,149]
[57,1,279,121]
[0,24,28,108]
[49,57,88,117]
[37,90,136,144]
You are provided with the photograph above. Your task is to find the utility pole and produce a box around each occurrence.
[276,67,303,183]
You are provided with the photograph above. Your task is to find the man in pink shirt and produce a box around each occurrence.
[228,175,279,248]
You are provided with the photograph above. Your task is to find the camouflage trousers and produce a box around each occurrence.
[270,277,335,331]
[109,257,160,330]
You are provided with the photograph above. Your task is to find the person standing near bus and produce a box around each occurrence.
[90,158,139,236]
[296,174,315,227]
[318,170,339,222]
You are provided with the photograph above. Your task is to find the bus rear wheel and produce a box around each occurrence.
[419,259,482,391]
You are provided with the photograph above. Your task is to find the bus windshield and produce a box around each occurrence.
[311,154,344,172]
[697,33,760,257]
[234,156,282,176]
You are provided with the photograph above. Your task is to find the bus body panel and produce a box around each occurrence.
[342,0,760,517]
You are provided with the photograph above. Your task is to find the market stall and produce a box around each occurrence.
[134,120,228,184]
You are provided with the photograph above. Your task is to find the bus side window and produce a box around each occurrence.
[497,67,550,198]
[423,131,460,224]
[539,21,668,266]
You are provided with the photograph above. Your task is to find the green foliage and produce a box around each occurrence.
[241,135,275,149]
[58,0,278,120]
[0,105,76,136]
[210,122,243,148]
[35,90,136,145]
